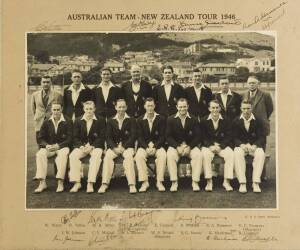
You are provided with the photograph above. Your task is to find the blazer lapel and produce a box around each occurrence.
[226,94,233,109]
[252,90,263,109]
[97,87,105,103]
[81,120,88,137]
[143,119,151,135]
[216,93,225,110]
[46,90,55,108]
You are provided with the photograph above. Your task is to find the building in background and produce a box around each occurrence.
[236,57,272,73]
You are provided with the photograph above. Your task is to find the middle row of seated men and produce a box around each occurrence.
[34,97,266,195]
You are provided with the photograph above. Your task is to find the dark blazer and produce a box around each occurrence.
[201,116,232,149]
[136,114,166,149]
[106,116,137,149]
[152,83,185,117]
[63,84,93,119]
[166,114,200,148]
[121,80,153,118]
[185,85,213,119]
[38,116,73,149]
[73,116,106,149]
[232,115,265,148]
[214,91,242,121]
[92,84,122,118]
[243,89,273,136]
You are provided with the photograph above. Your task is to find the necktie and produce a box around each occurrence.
[42,93,49,108]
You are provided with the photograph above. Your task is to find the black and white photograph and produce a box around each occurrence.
[26,32,276,209]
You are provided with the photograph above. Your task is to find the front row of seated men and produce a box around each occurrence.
[34,97,266,194]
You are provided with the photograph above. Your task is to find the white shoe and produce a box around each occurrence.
[192,181,200,192]
[86,182,94,193]
[239,184,247,193]
[129,185,137,194]
[223,180,233,192]
[156,182,166,192]
[205,179,213,192]
[139,181,149,192]
[34,181,47,193]
[56,180,64,193]
[70,183,81,193]
[98,184,108,194]
[170,181,178,192]
[252,183,261,193]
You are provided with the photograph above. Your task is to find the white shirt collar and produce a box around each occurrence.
[99,81,114,88]
[81,114,97,121]
[218,89,232,95]
[161,80,174,86]
[240,113,255,121]
[194,84,206,90]
[68,83,85,91]
[207,114,223,120]
[49,114,66,123]
[143,112,158,120]
[113,113,130,120]
[174,112,191,119]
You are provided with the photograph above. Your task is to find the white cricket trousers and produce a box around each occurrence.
[69,148,103,183]
[35,147,70,180]
[135,148,167,182]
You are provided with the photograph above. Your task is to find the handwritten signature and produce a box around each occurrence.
[52,233,84,244]
[242,1,287,29]
[61,210,82,224]
[125,20,156,31]
[31,21,71,31]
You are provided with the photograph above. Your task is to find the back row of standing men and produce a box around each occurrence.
[31,65,273,194]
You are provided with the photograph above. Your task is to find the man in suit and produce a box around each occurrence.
[214,77,242,121]
[69,101,106,193]
[201,100,234,192]
[31,75,63,143]
[93,67,122,119]
[135,98,167,192]
[63,70,93,121]
[232,100,265,193]
[98,99,137,194]
[152,65,185,117]
[121,65,153,118]
[185,68,213,120]
[166,98,202,192]
[243,75,273,146]
[34,102,72,193]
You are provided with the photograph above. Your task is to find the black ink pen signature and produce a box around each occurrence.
[242,235,278,242]
[52,234,84,244]
[125,20,156,31]
[32,21,71,31]
[61,210,82,224]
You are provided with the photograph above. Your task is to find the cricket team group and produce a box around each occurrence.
[30,64,273,195]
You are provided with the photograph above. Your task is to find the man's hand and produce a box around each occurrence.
[177,145,184,155]
[214,145,221,154]
[240,144,248,154]
[209,145,216,153]
[182,145,191,156]
[248,144,257,155]
[148,142,154,148]
[146,147,156,156]
[113,147,122,155]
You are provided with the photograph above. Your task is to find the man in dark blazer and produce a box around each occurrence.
[243,75,273,146]
[31,75,63,143]
[232,100,265,193]
[135,98,167,192]
[201,100,234,192]
[98,99,137,194]
[185,68,213,120]
[34,102,72,193]
[166,98,202,192]
[121,65,153,118]
[63,70,93,121]
[152,65,185,117]
[69,101,106,193]
[92,67,122,119]
[214,77,242,121]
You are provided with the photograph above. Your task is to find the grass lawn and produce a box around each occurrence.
[26,88,277,209]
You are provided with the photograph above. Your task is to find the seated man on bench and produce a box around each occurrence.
[232,100,265,193]
[35,102,72,193]
[201,100,234,192]
[166,98,202,192]
[135,97,167,192]
[98,99,137,194]
[69,101,106,193]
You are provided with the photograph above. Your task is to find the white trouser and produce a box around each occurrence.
[234,147,265,183]
[69,148,103,183]
[102,148,136,185]
[35,147,70,180]
[202,146,234,179]
[167,147,202,182]
[135,148,167,182]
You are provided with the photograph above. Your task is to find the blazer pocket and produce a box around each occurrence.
[124,130,129,135]
[189,130,193,135]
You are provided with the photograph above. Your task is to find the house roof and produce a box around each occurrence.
[31,64,55,70]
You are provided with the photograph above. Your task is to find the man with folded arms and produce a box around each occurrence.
[201,100,234,192]
[232,100,265,193]
[135,98,167,192]
[34,102,72,193]
[69,101,106,193]
[166,98,202,192]
[98,99,137,194]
